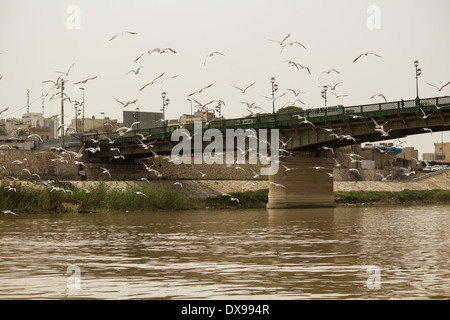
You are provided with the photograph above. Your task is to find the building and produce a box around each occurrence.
[434,142,450,162]
[0,113,59,139]
[395,146,420,170]
[179,110,216,124]
[72,117,120,134]
[123,111,163,130]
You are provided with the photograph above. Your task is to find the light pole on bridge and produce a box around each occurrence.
[270,77,278,114]
[414,60,422,106]
[321,86,328,107]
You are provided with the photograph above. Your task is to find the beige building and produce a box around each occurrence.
[179,110,216,124]
[71,117,120,133]
[434,142,450,162]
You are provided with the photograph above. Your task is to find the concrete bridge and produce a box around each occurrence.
[82,95,450,208]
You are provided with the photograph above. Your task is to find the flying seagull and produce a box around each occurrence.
[204,51,225,66]
[73,76,97,85]
[286,88,306,97]
[55,63,75,76]
[109,31,137,41]
[133,48,176,62]
[318,69,340,80]
[426,81,450,92]
[370,94,387,102]
[231,82,256,93]
[285,60,311,74]
[115,98,138,108]
[139,72,165,91]
[352,52,382,63]
[187,83,214,97]
[268,33,291,46]
[280,41,306,53]
[125,66,144,75]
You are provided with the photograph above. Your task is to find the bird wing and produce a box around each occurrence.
[439,81,450,91]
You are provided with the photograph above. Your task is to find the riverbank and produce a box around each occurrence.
[1,179,450,213]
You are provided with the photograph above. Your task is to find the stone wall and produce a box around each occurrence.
[0,149,80,181]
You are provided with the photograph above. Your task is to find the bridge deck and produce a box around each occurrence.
[82,96,450,149]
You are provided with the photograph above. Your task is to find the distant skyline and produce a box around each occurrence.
[0,0,449,157]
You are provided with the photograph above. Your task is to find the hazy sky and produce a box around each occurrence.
[0,0,449,157]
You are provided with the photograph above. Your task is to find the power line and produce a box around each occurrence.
[1,95,42,118]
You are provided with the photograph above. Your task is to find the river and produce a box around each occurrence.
[0,204,449,300]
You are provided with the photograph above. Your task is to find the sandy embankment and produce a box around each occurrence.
[65,170,450,199]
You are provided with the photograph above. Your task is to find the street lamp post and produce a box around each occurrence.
[133,107,140,130]
[321,86,328,106]
[161,92,170,120]
[270,77,278,114]
[80,88,85,133]
[215,100,223,119]
[74,104,81,132]
[414,60,422,106]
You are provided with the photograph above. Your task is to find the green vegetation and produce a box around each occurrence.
[1,181,450,214]
[335,189,450,204]
[0,181,201,213]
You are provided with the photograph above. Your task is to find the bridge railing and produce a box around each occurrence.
[82,95,450,146]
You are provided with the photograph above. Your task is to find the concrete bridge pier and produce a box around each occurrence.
[266,156,336,209]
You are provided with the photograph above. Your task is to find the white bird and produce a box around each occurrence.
[221,192,233,197]
[2,210,17,215]
[110,155,125,160]
[420,128,433,134]
[134,191,148,197]
[349,168,360,175]
[204,51,225,66]
[282,165,295,171]
[280,41,306,53]
[114,185,124,193]
[187,83,214,97]
[100,168,111,176]
[73,76,97,85]
[125,67,144,75]
[419,107,433,119]
[110,148,121,153]
[115,98,138,108]
[370,94,387,103]
[174,182,183,187]
[268,33,291,46]
[285,89,306,97]
[139,177,151,184]
[426,81,450,92]
[311,166,325,170]
[139,72,166,91]
[285,60,311,74]
[352,52,382,63]
[326,172,334,178]
[231,82,256,93]
[319,146,334,154]
[133,48,176,62]
[230,197,240,203]
[270,182,286,188]
[55,63,75,76]
[27,134,43,142]
[109,31,137,41]
[318,69,340,80]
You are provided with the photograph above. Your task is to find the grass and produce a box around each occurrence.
[335,189,450,204]
[1,180,450,214]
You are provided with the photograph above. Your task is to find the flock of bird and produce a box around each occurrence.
[1,29,449,215]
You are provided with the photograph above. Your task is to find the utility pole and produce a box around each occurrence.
[27,89,30,113]
[61,79,65,147]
